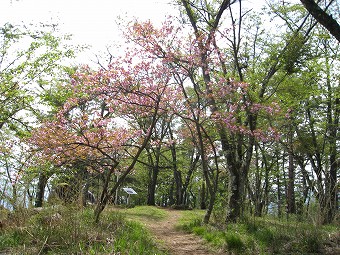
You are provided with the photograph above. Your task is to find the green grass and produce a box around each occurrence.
[176,209,205,231]
[0,206,167,255]
[177,211,338,255]
[122,205,169,221]
[3,206,336,254]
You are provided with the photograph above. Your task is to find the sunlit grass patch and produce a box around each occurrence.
[176,209,205,230]
[122,205,169,221]
[176,212,334,254]
[112,219,168,255]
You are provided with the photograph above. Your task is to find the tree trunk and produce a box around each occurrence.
[204,191,216,224]
[174,169,183,206]
[147,146,161,206]
[200,181,207,210]
[223,133,254,223]
[77,168,89,207]
[147,166,159,206]
[300,0,340,42]
[168,181,175,206]
[26,186,33,208]
[277,172,282,217]
[277,152,282,217]
[253,144,263,217]
[94,169,113,222]
[181,152,200,207]
[326,132,338,223]
[263,158,270,215]
[226,170,244,222]
[325,59,339,223]
[287,151,296,214]
[35,173,49,207]
[169,126,183,206]
[296,157,311,215]
[11,185,18,210]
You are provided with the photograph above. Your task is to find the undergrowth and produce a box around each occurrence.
[178,210,339,255]
[0,205,167,255]
[1,206,337,254]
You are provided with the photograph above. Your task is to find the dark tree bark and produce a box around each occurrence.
[287,151,296,214]
[226,170,243,222]
[287,125,296,214]
[300,0,340,42]
[277,171,282,217]
[168,181,175,206]
[146,166,156,206]
[169,125,183,206]
[35,173,50,207]
[253,144,263,217]
[181,152,200,206]
[296,156,312,215]
[146,149,160,206]
[200,180,207,210]
[276,151,283,218]
[249,143,273,217]
[327,96,338,223]
[143,117,168,206]
[325,56,339,223]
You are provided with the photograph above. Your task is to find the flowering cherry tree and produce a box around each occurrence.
[30,4,284,222]
[126,7,283,222]
[30,53,175,220]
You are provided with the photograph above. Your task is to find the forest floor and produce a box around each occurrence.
[117,206,340,255]
[124,207,223,255]
[1,205,338,254]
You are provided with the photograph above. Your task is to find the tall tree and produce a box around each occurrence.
[300,0,340,42]
[0,23,74,132]
[0,22,75,209]
[29,55,175,221]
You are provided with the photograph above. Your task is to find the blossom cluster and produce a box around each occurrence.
[28,17,285,176]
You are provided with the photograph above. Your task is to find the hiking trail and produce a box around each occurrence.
[127,208,224,255]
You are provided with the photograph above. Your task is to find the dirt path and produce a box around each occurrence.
[136,209,223,255]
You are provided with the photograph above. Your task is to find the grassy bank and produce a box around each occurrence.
[0,206,167,254]
[177,210,339,254]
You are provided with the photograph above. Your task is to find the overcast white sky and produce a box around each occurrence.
[0,0,179,63]
[0,0,263,64]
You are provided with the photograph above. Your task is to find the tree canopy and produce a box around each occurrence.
[0,0,338,227]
